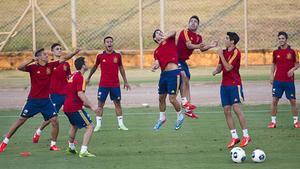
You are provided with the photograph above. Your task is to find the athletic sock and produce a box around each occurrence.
[293,116,298,124]
[96,116,102,127]
[181,97,188,105]
[80,145,87,153]
[271,116,276,123]
[159,112,166,121]
[117,116,124,126]
[242,129,249,137]
[69,142,75,150]
[230,129,239,139]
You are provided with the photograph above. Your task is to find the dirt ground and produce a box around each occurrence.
[0,81,299,109]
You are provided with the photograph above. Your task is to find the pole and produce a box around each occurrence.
[139,0,144,69]
[244,0,248,67]
[32,0,36,51]
[160,0,165,32]
[71,0,77,48]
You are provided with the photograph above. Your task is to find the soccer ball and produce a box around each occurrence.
[230,147,246,163]
[251,149,266,163]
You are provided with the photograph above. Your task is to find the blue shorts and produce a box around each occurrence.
[98,87,121,102]
[178,60,191,79]
[272,80,296,99]
[50,94,66,112]
[158,69,181,95]
[20,98,57,121]
[64,109,93,129]
[220,85,244,107]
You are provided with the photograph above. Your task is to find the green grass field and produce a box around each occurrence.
[0,104,299,169]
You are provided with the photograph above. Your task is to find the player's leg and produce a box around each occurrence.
[110,87,127,130]
[284,81,299,128]
[154,73,167,130]
[0,117,28,153]
[94,87,108,132]
[40,99,60,151]
[232,104,251,147]
[66,125,78,154]
[33,94,64,143]
[269,80,283,128]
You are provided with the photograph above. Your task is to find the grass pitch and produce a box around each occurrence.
[0,104,299,169]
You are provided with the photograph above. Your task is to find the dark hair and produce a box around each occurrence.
[278,31,288,39]
[104,36,113,43]
[227,32,240,45]
[74,57,85,70]
[35,48,45,57]
[189,15,199,24]
[152,29,161,44]
[51,43,61,51]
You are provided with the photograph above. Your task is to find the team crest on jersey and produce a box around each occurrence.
[113,57,118,63]
[46,68,51,75]
[287,53,292,59]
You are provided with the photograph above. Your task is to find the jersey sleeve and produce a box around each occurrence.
[95,54,101,67]
[183,29,191,43]
[24,64,33,72]
[76,75,86,92]
[228,49,241,67]
[272,50,277,64]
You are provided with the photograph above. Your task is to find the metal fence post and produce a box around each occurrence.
[32,0,36,51]
[160,0,165,32]
[139,0,144,69]
[71,0,77,49]
[244,0,248,67]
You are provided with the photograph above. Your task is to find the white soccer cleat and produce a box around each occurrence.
[93,125,101,132]
[118,124,129,131]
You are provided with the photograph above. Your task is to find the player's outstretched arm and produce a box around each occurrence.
[119,65,131,90]
[60,48,81,62]
[17,58,36,71]
[163,30,176,40]
[199,41,218,52]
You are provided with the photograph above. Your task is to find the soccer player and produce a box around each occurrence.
[87,36,130,132]
[64,57,98,158]
[177,15,217,119]
[32,43,80,143]
[152,29,184,130]
[0,48,63,153]
[212,32,251,148]
[268,31,300,128]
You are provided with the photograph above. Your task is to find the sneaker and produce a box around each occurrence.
[184,111,198,119]
[183,102,197,111]
[79,151,96,158]
[66,147,78,154]
[175,113,185,130]
[240,136,251,147]
[118,124,129,131]
[50,145,60,151]
[227,138,240,149]
[94,125,101,132]
[268,122,276,128]
[0,142,7,153]
[153,119,166,130]
[32,133,40,143]
[294,122,300,128]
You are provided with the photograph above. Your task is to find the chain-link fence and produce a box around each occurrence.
[0,0,299,52]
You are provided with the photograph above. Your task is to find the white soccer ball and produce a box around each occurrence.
[230,147,246,163]
[251,149,266,163]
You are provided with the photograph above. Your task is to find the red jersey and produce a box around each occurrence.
[25,61,59,99]
[154,36,178,71]
[63,71,86,112]
[219,48,242,86]
[177,29,202,61]
[95,51,122,88]
[50,61,71,95]
[272,46,299,82]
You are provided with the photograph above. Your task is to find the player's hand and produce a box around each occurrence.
[151,61,159,72]
[212,70,217,76]
[287,69,294,77]
[211,40,218,47]
[124,82,131,91]
[269,77,273,85]
[199,43,206,49]
[74,48,81,55]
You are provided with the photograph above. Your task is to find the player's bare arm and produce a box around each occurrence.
[17,58,36,71]
[151,60,160,72]
[212,64,222,76]
[162,30,176,40]
[60,48,81,62]
[199,41,218,52]
[86,64,98,85]
[78,91,97,112]
[287,62,300,77]
[119,65,131,90]
[218,47,233,71]
[270,63,276,85]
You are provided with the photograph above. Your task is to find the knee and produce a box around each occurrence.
[159,96,166,103]
[169,96,177,104]
[289,99,297,106]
